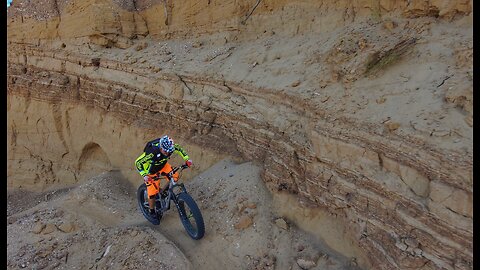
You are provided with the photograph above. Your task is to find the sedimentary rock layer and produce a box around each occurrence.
[7,1,472,269]
[7,44,472,269]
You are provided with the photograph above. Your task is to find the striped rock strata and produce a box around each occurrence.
[7,0,472,269]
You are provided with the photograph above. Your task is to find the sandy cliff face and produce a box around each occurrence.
[7,0,472,269]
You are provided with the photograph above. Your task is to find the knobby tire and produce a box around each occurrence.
[176,192,205,240]
[137,183,161,224]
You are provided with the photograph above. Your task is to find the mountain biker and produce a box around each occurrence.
[135,135,193,225]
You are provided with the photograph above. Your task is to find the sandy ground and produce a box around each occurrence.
[7,159,361,270]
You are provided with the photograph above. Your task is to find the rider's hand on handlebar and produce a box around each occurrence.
[185,159,193,168]
[143,175,152,184]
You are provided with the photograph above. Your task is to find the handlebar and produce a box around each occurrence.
[152,164,189,180]
[168,164,189,176]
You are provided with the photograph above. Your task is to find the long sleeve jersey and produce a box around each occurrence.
[135,138,189,177]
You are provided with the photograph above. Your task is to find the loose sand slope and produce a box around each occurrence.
[7,159,359,270]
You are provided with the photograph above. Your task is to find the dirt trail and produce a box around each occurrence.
[7,159,360,270]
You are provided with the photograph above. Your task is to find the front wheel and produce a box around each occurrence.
[176,192,205,240]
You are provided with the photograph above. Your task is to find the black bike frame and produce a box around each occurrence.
[156,165,188,212]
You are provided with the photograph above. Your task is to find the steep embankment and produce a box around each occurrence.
[7,1,472,269]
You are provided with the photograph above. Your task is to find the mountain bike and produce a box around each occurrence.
[137,164,205,240]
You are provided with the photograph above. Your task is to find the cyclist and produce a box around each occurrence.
[135,135,193,224]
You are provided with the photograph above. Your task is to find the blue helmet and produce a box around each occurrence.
[159,135,174,153]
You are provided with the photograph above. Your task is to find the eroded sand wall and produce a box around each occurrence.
[7,0,472,45]
[7,49,472,269]
[7,0,472,269]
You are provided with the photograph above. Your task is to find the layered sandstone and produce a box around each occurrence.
[7,0,472,269]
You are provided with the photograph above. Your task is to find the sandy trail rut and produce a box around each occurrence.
[7,159,359,270]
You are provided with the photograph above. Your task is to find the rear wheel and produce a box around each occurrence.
[137,184,161,224]
[176,192,205,240]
